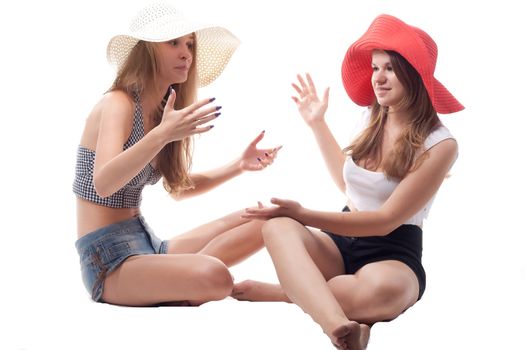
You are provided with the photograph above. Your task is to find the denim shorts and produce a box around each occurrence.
[75,215,169,302]
[324,207,426,301]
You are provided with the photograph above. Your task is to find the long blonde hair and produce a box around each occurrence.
[109,40,199,194]
[343,50,440,179]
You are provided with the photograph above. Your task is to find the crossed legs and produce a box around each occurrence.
[102,210,264,306]
[233,217,419,349]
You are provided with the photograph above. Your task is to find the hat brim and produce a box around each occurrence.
[341,14,464,114]
[107,23,240,87]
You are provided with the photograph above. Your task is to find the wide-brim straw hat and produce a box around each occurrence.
[341,14,464,114]
[107,3,240,87]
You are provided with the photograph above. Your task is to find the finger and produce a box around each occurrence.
[297,74,308,92]
[256,156,272,167]
[323,87,330,104]
[164,88,177,112]
[267,145,283,157]
[183,96,216,115]
[270,197,282,205]
[191,111,220,127]
[249,130,266,147]
[245,207,272,215]
[257,201,263,209]
[306,73,317,96]
[191,124,215,135]
[188,104,222,121]
[291,83,303,96]
[240,213,267,220]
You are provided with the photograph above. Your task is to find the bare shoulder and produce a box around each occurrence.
[99,90,135,117]
[79,91,135,149]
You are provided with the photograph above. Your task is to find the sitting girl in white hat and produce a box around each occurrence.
[73,3,280,306]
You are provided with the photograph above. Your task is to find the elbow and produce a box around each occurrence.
[375,210,405,236]
[93,176,113,199]
[169,188,193,201]
[170,192,185,201]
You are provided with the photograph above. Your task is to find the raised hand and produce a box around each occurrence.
[159,89,221,143]
[239,131,282,171]
[291,73,330,127]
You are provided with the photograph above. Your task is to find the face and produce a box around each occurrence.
[371,50,406,110]
[156,34,194,84]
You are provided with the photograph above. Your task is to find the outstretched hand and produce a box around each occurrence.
[242,198,302,220]
[159,89,220,143]
[239,131,283,171]
[291,73,330,127]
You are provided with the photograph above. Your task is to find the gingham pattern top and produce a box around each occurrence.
[73,93,162,208]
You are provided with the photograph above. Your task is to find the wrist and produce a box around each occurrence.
[309,118,327,131]
[232,157,245,175]
[150,124,170,147]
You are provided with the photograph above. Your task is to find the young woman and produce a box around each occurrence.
[233,14,463,349]
[73,3,280,307]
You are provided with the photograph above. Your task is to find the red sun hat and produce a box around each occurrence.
[341,14,464,114]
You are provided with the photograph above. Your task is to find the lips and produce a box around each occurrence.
[375,87,390,96]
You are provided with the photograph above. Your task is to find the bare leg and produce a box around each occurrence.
[327,260,420,324]
[232,280,291,302]
[259,217,367,348]
[102,254,233,306]
[197,220,264,267]
[167,210,264,266]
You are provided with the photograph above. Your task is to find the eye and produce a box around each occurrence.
[372,66,379,71]
[187,41,194,50]
[386,65,394,71]
[169,39,178,46]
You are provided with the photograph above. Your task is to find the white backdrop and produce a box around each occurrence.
[1,0,524,349]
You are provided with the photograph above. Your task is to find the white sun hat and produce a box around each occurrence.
[106,3,240,87]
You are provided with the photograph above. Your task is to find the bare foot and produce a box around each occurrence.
[359,324,370,349]
[330,321,369,350]
[156,300,192,307]
[231,280,290,302]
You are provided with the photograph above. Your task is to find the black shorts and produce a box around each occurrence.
[324,207,426,300]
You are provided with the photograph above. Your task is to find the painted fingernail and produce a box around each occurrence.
[215,112,221,117]
[209,97,216,102]
[209,125,215,129]
[257,157,262,162]
[216,106,222,111]
[264,152,269,157]
[262,130,265,133]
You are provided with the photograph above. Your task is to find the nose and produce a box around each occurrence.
[180,46,192,61]
[373,69,387,85]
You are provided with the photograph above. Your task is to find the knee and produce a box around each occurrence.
[328,277,410,323]
[369,280,414,319]
[196,257,234,300]
[261,217,302,244]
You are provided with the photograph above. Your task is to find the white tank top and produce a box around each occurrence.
[343,109,456,226]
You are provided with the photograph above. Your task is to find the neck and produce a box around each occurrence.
[140,83,172,121]
[385,107,411,127]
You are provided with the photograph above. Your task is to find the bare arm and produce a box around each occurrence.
[244,138,458,236]
[93,90,218,198]
[292,74,346,192]
[173,131,282,200]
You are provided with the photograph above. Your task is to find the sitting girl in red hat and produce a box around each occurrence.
[233,14,463,350]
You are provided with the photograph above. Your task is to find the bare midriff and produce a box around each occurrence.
[76,198,141,238]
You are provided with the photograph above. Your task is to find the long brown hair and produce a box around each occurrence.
[343,50,440,179]
[109,40,199,195]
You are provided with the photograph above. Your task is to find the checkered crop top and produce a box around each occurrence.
[73,93,162,208]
